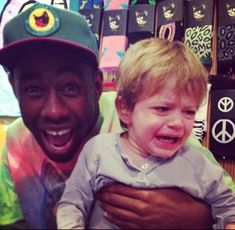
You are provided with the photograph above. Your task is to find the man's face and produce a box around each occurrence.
[11,49,102,162]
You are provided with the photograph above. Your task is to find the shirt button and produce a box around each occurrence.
[141,163,149,170]
[138,172,144,179]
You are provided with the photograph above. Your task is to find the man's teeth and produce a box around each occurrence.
[46,129,71,136]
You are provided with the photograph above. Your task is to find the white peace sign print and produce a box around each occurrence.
[212,119,235,144]
[218,97,234,113]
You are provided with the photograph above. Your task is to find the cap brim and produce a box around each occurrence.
[0,37,98,69]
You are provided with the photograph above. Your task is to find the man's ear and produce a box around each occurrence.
[7,72,19,98]
[115,95,132,125]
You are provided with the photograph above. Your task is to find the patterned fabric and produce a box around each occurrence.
[157,22,181,41]
[0,0,37,48]
[100,35,127,71]
[0,143,23,226]
[184,25,213,66]
[155,0,184,42]
[217,24,235,74]
[104,0,129,10]
[131,0,157,5]
[184,0,214,67]
[217,0,235,74]
[193,120,206,142]
[218,25,235,62]
[100,2,129,72]
[77,0,103,9]
[127,4,156,45]
[192,84,210,143]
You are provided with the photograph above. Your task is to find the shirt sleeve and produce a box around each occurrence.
[186,133,235,192]
[200,160,235,229]
[56,143,97,229]
[0,143,23,225]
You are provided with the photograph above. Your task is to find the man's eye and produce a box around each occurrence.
[25,87,43,97]
[63,85,80,96]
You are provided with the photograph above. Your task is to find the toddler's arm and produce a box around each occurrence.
[56,146,96,229]
[57,203,85,229]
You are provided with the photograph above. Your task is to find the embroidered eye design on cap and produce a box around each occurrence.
[25,4,60,36]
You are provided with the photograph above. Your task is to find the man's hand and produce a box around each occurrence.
[98,183,213,229]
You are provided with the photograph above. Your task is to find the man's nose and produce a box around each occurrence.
[41,91,68,120]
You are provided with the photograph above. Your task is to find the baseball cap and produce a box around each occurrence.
[0,3,99,69]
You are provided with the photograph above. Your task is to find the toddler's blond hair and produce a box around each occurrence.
[117,38,208,110]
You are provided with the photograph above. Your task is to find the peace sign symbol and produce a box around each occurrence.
[218,97,234,113]
[212,119,235,144]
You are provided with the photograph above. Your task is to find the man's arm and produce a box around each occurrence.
[0,144,24,226]
[226,223,235,229]
[98,184,213,229]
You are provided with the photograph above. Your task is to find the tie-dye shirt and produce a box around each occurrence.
[0,91,121,228]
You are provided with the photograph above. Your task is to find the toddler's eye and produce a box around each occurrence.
[185,110,196,118]
[155,107,170,112]
[152,107,170,115]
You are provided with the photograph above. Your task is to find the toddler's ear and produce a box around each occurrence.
[115,95,132,125]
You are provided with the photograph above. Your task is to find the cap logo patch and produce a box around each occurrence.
[25,4,60,36]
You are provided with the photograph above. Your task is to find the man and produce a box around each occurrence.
[0,3,234,229]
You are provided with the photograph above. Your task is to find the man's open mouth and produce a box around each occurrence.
[44,128,72,147]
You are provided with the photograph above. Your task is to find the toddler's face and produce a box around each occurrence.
[126,81,198,159]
